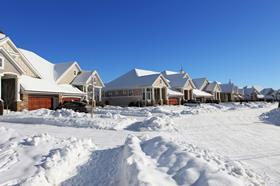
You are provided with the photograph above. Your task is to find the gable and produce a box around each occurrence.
[152,76,169,88]
[184,80,195,90]
[91,72,104,87]
[57,63,81,84]
[0,51,22,75]
[1,39,39,78]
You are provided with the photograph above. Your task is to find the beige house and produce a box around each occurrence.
[192,78,221,102]
[71,70,105,106]
[0,32,85,112]
[104,69,170,106]
[220,82,244,102]
[162,70,195,104]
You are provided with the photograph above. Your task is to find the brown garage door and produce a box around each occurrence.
[28,96,53,110]
[169,98,179,105]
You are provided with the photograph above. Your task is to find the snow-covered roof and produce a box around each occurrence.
[20,49,56,81]
[19,49,85,95]
[71,71,93,85]
[105,68,168,90]
[243,86,261,96]
[193,78,208,90]
[260,88,275,96]
[193,89,213,98]
[220,83,236,93]
[20,75,85,95]
[163,73,190,88]
[205,81,219,92]
[167,89,184,97]
[54,62,78,81]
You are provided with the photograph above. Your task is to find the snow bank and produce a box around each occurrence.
[61,135,263,186]
[141,136,264,186]
[21,138,96,186]
[260,108,280,125]
[0,109,136,130]
[126,115,175,131]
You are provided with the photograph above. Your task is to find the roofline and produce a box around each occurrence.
[84,70,105,87]
[3,37,42,78]
[56,61,81,83]
[0,47,25,74]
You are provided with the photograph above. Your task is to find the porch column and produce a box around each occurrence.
[92,86,95,102]
[99,88,102,102]
[85,85,88,101]
[15,77,21,101]
[182,89,185,101]
[159,88,163,105]
[152,87,155,105]
[0,74,2,100]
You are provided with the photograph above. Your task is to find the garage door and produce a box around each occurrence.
[62,97,81,103]
[169,98,179,105]
[28,96,53,110]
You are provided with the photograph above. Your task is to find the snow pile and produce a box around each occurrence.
[0,127,19,173]
[21,133,53,146]
[22,138,96,186]
[260,108,280,125]
[141,136,264,186]
[62,135,262,186]
[95,106,152,117]
[0,109,136,130]
[126,115,175,131]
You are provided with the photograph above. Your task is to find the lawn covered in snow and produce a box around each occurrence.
[0,102,279,186]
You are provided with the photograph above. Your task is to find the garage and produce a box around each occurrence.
[169,98,179,105]
[28,95,54,110]
[62,97,81,103]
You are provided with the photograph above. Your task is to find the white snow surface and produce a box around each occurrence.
[0,102,279,186]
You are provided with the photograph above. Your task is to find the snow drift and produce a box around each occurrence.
[260,108,280,125]
[0,109,136,130]
[62,135,263,186]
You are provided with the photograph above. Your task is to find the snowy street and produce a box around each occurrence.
[0,103,279,185]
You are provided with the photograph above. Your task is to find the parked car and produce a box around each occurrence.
[56,101,88,113]
[184,100,201,107]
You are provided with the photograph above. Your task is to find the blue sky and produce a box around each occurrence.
[1,0,280,88]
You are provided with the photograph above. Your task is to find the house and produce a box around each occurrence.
[243,86,264,101]
[71,70,105,106]
[0,31,106,112]
[162,70,195,104]
[220,82,243,102]
[192,78,221,102]
[103,68,170,106]
[260,88,276,101]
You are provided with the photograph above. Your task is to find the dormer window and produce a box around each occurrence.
[0,56,4,70]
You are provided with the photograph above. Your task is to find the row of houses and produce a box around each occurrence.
[0,32,278,111]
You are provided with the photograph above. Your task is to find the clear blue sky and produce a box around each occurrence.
[1,0,280,88]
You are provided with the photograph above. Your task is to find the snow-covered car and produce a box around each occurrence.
[184,100,201,107]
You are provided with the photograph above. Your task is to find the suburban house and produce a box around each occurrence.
[162,70,195,104]
[0,32,103,111]
[243,86,264,101]
[260,88,277,101]
[71,70,105,106]
[192,78,221,102]
[220,82,243,102]
[103,68,170,106]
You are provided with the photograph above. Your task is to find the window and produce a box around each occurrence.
[0,56,4,69]
[74,71,77,76]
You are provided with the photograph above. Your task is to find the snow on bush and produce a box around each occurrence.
[0,109,136,130]
[260,108,280,125]
[126,115,175,131]
[21,137,96,186]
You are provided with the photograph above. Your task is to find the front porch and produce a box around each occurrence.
[0,73,22,112]
[142,87,168,106]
